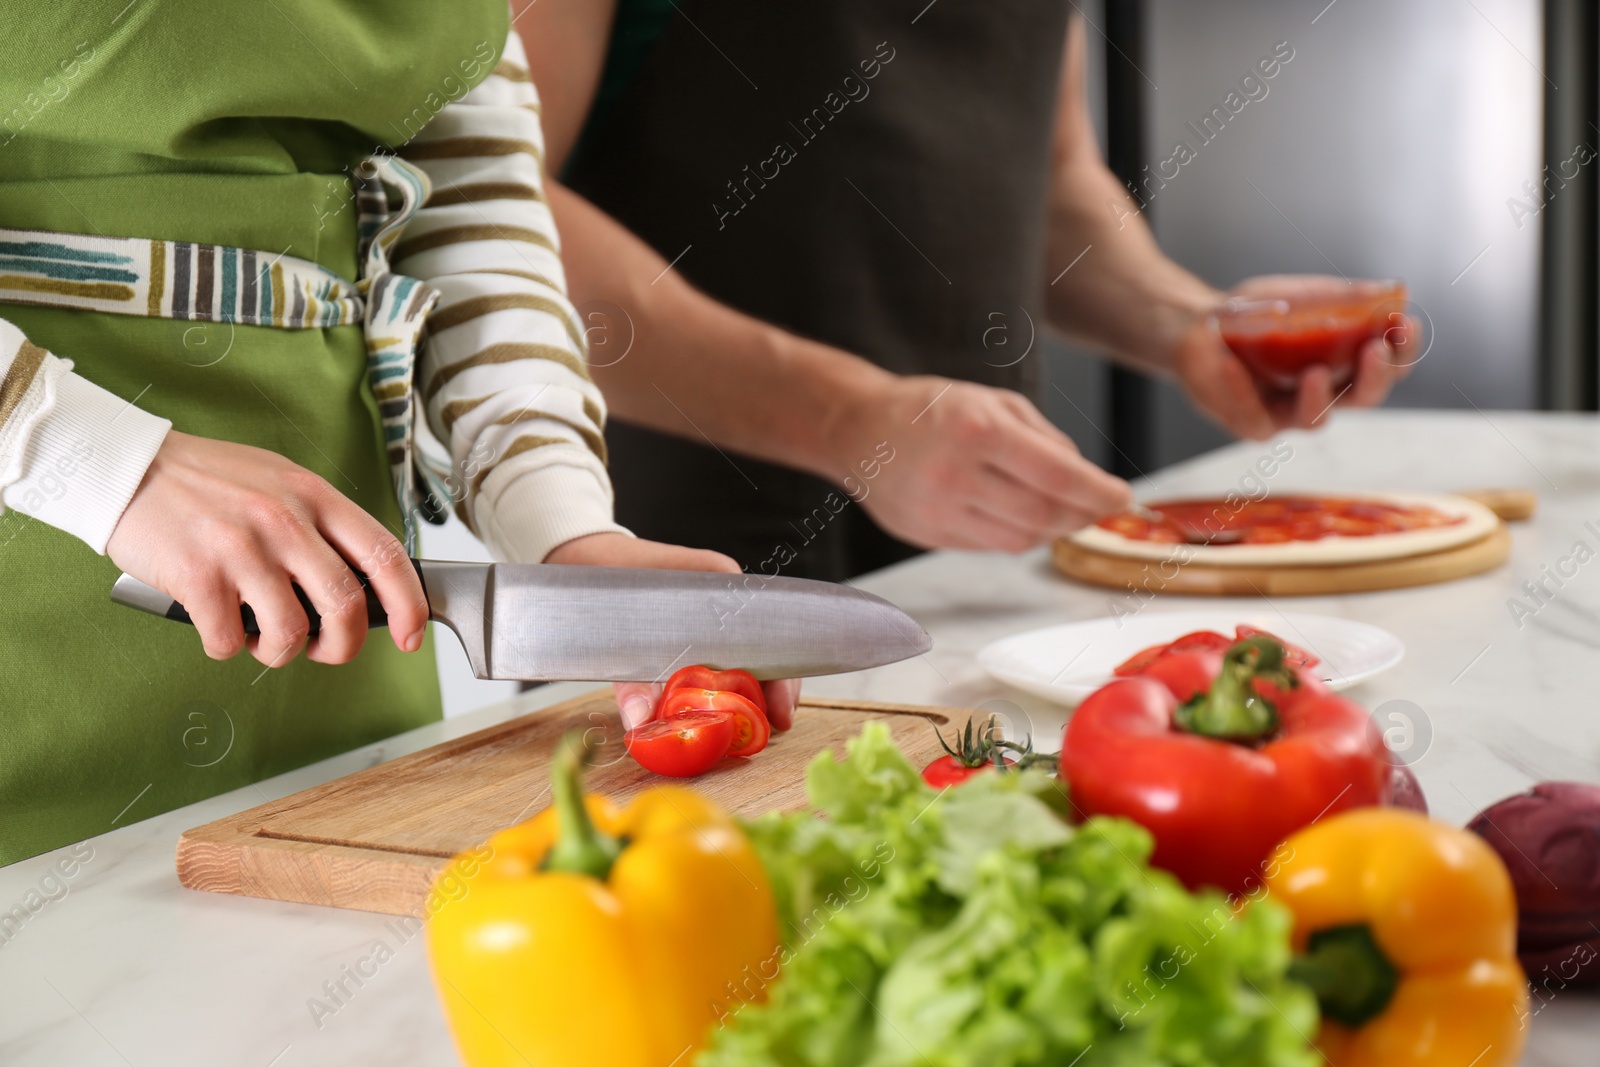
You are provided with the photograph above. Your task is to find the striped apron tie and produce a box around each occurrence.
[0,154,448,549]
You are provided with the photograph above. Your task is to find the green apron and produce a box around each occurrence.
[0,0,509,865]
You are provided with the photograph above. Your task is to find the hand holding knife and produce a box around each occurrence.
[110,558,932,682]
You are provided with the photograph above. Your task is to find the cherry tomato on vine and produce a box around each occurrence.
[921,753,1016,789]
[919,715,1055,789]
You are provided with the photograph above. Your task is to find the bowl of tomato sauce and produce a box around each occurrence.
[1213,279,1407,390]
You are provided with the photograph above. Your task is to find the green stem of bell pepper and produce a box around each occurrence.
[1174,635,1297,743]
[540,732,623,881]
[1286,923,1401,1028]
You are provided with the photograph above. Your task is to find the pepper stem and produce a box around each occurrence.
[1286,923,1401,1028]
[539,732,623,881]
[1173,635,1296,742]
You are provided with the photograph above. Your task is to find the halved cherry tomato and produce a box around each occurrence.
[661,665,767,716]
[658,688,770,758]
[624,710,736,777]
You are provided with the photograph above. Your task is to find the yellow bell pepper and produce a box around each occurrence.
[426,735,780,1067]
[1264,808,1529,1067]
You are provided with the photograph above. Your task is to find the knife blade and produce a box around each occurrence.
[108,559,932,681]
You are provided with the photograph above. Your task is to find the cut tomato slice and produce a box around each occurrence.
[658,688,770,758]
[1112,642,1172,678]
[624,710,736,777]
[1166,630,1234,653]
[661,665,767,716]
[1113,630,1232,677]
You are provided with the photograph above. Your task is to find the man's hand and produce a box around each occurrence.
[826,375,1133,553]
[1172,274,1420,441]
[544,531,802,731]
[106,432,430,669]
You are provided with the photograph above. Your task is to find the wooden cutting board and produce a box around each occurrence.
[176,690,959,916]
[1053,488,1530,597]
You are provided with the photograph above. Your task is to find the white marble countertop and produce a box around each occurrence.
[2,410,1596,1066]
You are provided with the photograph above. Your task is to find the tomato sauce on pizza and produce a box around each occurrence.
[1097,496,1466,545]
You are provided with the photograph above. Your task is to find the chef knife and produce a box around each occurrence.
[108,559,932,681]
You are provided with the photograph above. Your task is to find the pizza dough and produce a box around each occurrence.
[1068,491,1501,567]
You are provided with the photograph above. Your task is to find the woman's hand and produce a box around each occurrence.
[1172,274,1420,440]
[544,531,803,731]
[106,431,429,669]
[542,530,740,573]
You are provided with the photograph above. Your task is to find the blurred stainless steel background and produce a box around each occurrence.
[1045,0,1548,471]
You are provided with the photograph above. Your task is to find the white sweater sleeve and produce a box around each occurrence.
[0,318,170,554]
[394,28,628,565]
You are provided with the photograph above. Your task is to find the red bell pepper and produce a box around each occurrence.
[1061,635,1389,896]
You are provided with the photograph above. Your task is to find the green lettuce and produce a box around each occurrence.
[699,723,1318,1067]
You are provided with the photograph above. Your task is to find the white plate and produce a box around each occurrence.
[978,610,1405,707]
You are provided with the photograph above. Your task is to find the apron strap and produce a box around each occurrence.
[0,153,444,550]
[0,228,363,326]
[356,154,447,548]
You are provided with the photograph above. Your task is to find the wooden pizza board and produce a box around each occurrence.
[176,690,958,916]
[1053,521,1512,597]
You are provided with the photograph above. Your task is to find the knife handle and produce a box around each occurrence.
[109,559,428,636]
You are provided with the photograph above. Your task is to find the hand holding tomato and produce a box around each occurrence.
[543,530,741,572]
[1171,274,1420,440]
[654,666,771,758]
[620,665,779,778]
[616,676,800,732]
[549,535,803,732]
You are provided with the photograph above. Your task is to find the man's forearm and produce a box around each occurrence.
[1044,159,1221,374]
[549,182,893,483]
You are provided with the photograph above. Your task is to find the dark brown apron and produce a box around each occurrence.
[567,0,1070,580]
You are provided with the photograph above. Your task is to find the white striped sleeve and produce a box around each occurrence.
[395,29,626,565]
[0,318,171,553]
